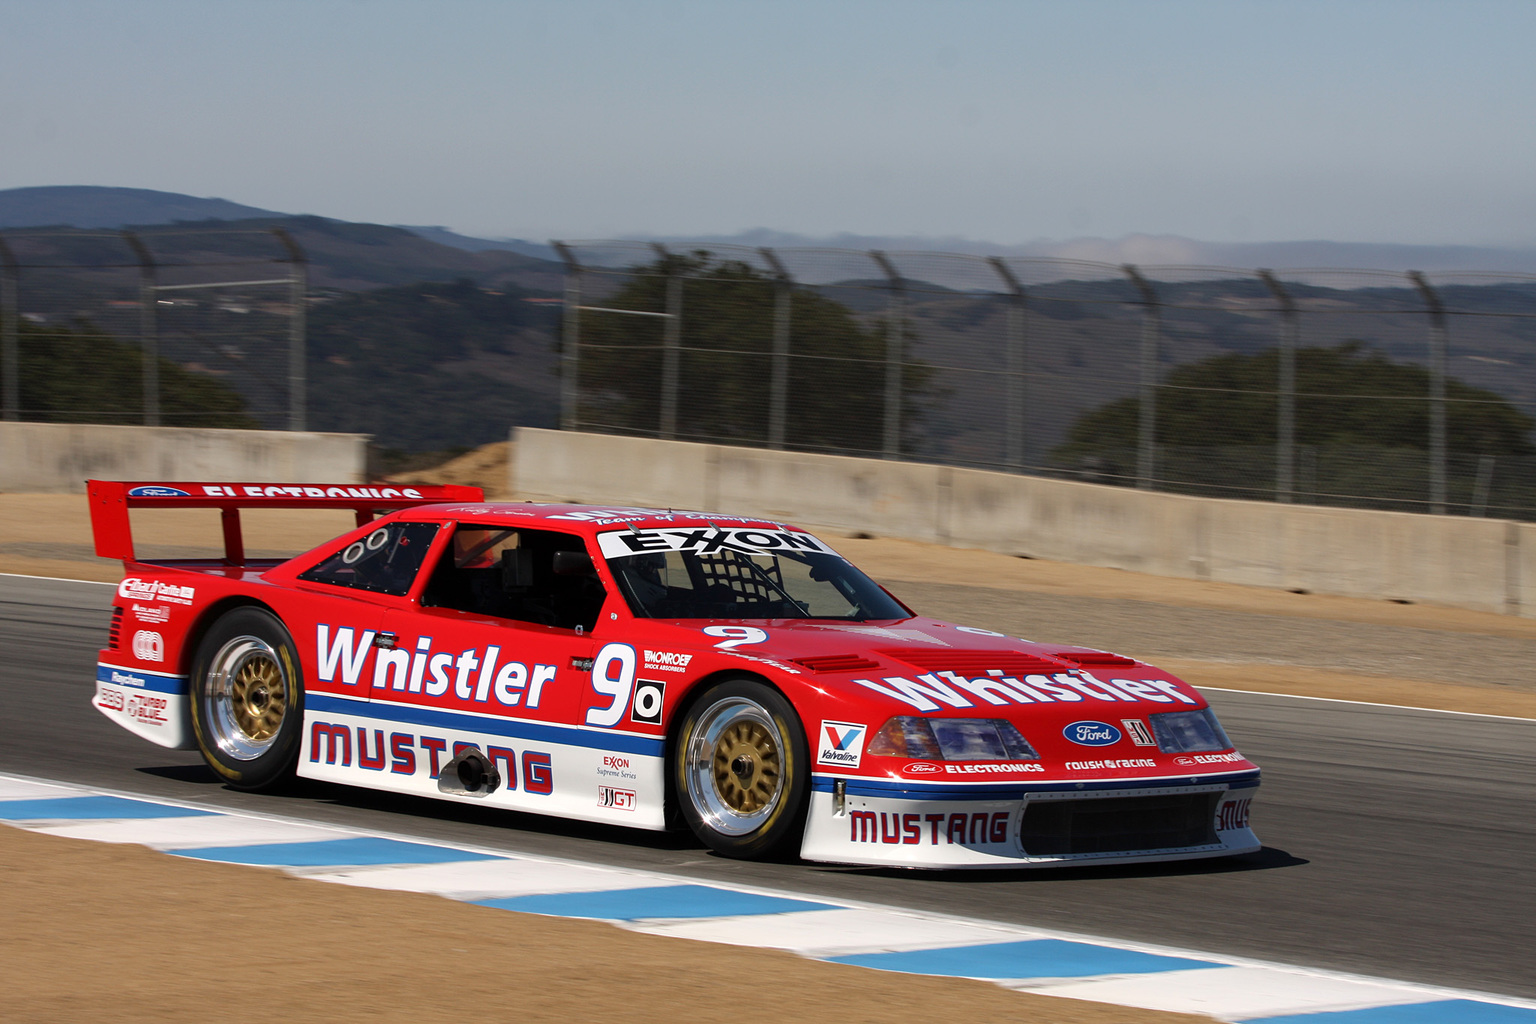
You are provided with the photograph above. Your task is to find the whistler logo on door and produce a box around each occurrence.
[1064,720,1123,746]
[817,721,867,768]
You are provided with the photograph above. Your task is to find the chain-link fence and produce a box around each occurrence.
[553,242,1536,520]
[0,227,306,429]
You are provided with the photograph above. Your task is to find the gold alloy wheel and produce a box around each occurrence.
[231,653,285,743]
[710,718,782,815]
[205,635,289,760]
[684,696,788,836]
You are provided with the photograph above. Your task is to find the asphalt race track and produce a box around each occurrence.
[4,573,1533,1000]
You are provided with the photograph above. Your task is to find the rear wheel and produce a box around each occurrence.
[674,678,809,859]
[190,607,304,791]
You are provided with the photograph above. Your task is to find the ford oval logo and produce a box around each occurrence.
[904,761,943,774]
[128,486,190,497]
[1064,721,1122,746]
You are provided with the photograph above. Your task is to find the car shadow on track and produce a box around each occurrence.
[137,764,703,855]
[134,764,1307,880]
[817,845,1308,885]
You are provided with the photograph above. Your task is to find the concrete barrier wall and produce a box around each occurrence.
[0,423,367,493]
[514,427,1532,618]
[519,423,1536,617]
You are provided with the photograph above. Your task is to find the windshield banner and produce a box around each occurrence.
[598,527,833,559]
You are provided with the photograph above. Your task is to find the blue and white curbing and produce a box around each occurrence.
[3,772,1532,1024]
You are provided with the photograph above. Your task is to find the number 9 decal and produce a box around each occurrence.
[586,643,636,727]
[702,625,768,649]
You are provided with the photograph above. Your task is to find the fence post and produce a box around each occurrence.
[1409,271,1447,514]
[1470,455,1494,517]
[551,241,582,432]
[870,251,904,459]
[1123,265,1159,490]
[759,247,793,449]
[0,233,16,422]
[122,232,159,427]
[987,257,1028,470]
[270,228,308,431]
[652,243,682,441]
[1258,270,1298,503]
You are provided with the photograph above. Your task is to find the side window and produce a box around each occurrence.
[421,526,608,633]
[298,522,440,596]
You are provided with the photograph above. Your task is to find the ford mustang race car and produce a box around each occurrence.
[88,480,1259,868]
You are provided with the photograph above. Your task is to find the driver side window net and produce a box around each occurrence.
[298,522,440,596]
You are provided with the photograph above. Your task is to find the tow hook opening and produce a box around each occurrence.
[437,746,502,797]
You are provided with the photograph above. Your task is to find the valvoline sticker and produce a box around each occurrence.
[1064,720,1123,746]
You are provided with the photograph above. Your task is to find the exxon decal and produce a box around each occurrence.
[1064,720,1123,746]
[127,486,191,498]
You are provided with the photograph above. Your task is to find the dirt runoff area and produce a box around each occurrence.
[2,486,1534,1023]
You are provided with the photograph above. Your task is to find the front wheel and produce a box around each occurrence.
[190,607,304,791]
[673,678,809,859]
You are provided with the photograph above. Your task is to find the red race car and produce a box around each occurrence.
[88,481,1260,868]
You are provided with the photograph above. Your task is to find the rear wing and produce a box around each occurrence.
[87,480,485,565]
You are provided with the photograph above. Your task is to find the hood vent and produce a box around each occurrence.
[791,654,883,673]
[1048,650,1138,667]
[877,648,1063,675]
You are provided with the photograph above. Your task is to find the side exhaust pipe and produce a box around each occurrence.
[437,746,502,797]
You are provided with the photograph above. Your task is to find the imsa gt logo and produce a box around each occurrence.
[817,721,866,768]
[598,786,637,811]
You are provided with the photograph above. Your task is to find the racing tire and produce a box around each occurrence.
[189,607,305,791]
[673,678,810,859]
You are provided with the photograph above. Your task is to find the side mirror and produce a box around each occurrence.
[552,550,595,576]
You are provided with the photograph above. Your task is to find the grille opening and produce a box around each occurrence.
[107,607,124,650]
[1020,792,1220,856]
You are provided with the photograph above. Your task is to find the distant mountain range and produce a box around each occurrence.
[0,186,286,229]
[4,185,1535,274]
[638,229,1536,276]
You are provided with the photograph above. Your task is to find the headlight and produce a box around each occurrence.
[1150,709,1232,753]
[868,717,1039,761]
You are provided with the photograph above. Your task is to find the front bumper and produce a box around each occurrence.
[799,771,1260,868]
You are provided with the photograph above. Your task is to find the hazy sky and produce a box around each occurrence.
[3,1,1533,246]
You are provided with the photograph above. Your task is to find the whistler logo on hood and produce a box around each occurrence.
[1064,721,1123,746]
[127,486,190,498]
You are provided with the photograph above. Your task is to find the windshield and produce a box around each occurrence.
[598,526,908,621]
